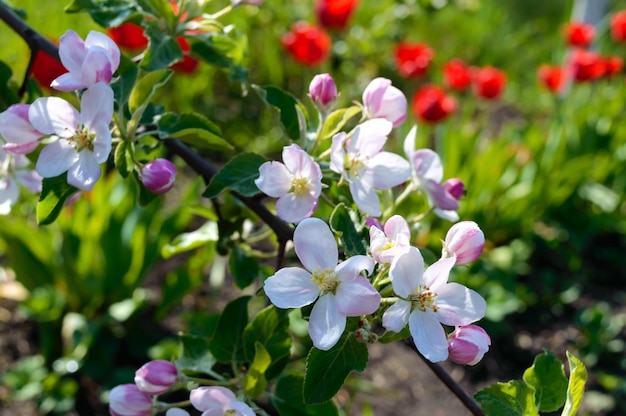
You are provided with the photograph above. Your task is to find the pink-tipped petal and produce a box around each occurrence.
[85,30,121,71]
[335,276,380,316]
[190,386,235,411]
[389,246,424,298]
[436,283,486,326]
[80,48,113,86]
[28,97,78,137]
[293,218,338,272]
[363,77,391,115]
[58,30,87,74]
[423,256,455,291]
[369,152,411,189]
[382,300,411,333]
[348,119,392,157]
[335,255,374,282]
[412,149,443,183]
[409,311,449,362]
[329,132,346,174]
[309,294,346,351]
[276,193,317,223]
[80,83,114,128]
[50,73,87,92]
[36,140,78,178]
[349,178,381,217]
[264,267,319,308]
[384,215,411,246]
[255,161,292,198]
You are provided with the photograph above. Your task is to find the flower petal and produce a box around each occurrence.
[363,77,391,115]
[58,30,87,74]
[229,400,256,416]
[0,177,19,215]
[28,97,78,136]
[50,73,86,92]
[384,215,411,246]
[403,125,418,159]
[67,151,101,191]
[308,294,346,350]
[369,152,411,189]
[335,275,380,316]
[15,170,42,193]
[349,177,381,217]
[36,140,78,178]
[190,386,235,411]
[382,300,411,333]
[80,83,114,128]
[389,246,424,298]
[423,256,455,291]
[264,267,319,308]
[335,255,374,282]
[255,161,292,198]
[91,122,112,163]
[293,218,338,272]
[411,149,442,183]
[424,179,458,211]
[85,30,121,71]
[348,119,392,157]
[329,132,346,174]
[80,48,113,86]
[409,311,448,362]
[435,283,486,326]
[0,104,43,146]
[276,193,317,223]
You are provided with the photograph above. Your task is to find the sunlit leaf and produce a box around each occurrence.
[202,152,267,198]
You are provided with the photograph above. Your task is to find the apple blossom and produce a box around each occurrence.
[369,215,411,264]
[29,82,114,191]
[447,325,491,365]
[255,144,322,223]
[190,386,255,416]
[309,73,337,108]
[141,159,178,195]
[108,384,152,416]
[442,221,485,265]
[166,409,190,416]
[51,29,120,92]
[0,104,42,155]
[362,77,407,127]
[264,218,380,350]
[134,359,178,395]
[330,118,410,217]
[382,246,486,362]
[0,150,42,215]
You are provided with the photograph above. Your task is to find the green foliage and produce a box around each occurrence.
[253,85,307,143]
[36,174,79,225]
[319,106,363,140]
[209,296,251,363]
[273,374,339,416]
[157,112,232,151]
[140,22,183,71]
[476,380,539,416]
[522,350,568,412]
[329,203,367,256]
[203,152,267,198]
[64,0,140,27]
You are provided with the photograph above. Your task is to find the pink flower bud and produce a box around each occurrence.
[309,73,337,107]
[443,178,464,200]
[447,325,491,365]
[362,77,407,127]
[365,217,383,230]
[442,221,485,265]
[141,159,177,194]
[108,384,152,416]
[134,360,178,395]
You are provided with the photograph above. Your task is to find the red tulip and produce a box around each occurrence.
[569,48,604,82]
[472,66,506,100]
[537,65,565,93]
[315,0,358,31]
[603,56,623,77]
[412,84,457,124]
[394,42,434,78]
[282,22,331,66]
[107,22,149,50]
[443,58,472,91]
[610,10,626,43]
[31,42,67,90]
[565,21,595,48]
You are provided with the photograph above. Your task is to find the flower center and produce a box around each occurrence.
[345,153,367,178]
[408,285,439,312]
[224,409,236,416]
[311,268,338,293]
[69,126,95,152]
[291,176,311,196]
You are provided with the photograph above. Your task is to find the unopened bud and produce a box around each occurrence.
[109,384,152,416]
[442,221,485,265]
[447,325,491,365]
[134,360,178,395]
[141,159,177,194]
[309,73,337,107]
[443,178,465,200]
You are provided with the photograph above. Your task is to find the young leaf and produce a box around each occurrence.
[110,55,139,109]
[175,334,217,375]
[189,32,248,83]
[140,23,183,72]
[378,326,411,344]
[128,69,173,116]
[273,374,339,416]
[65,0,139,27]
[561,352,587,416]
[243,342,271,398]
[242,305,291,378]
[303,332,368,404]
[522,350,568,412]
[319,106,362,140]
[37,174,79,225]
[161,221,219,259]
[209,296,250,363]
[475,380,538,416]
[228,246,260,289]
[157,112,233,151]
[253,85,307,142]
[329,203,367,256]
[114,141,134,178]
[202,153,267,198]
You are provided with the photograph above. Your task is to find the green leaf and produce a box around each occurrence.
[114,141,134,178]
[157,112,233,151]
[140,23,183,71]
[161,221,219,259]
[65,0,140,27]
[253,85,306,142]
[522,350,568,412]
[243,342,271,398]
[329,203,366,256]
[273,374,339,416]
[378,326,411,344]
[209,296,250,363]
[319,106,362,140]
[176,334,217,374]
[0,61,19,108]
[228,246,260,289]
[37,174,79,225]
[243,305,291,378]
[561,352,587,416]
[131,171,159,206]
[189,32,248,82]
[202,152,267,198]
[110,55,139,109]
[475,380,538,416]
[303,332,368,404]
[129,69,172,116]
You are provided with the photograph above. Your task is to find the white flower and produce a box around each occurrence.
[190,386,255,416]
[330,119,410,217]
[29,82,114,191]
[0,149,42,215]
[369,215,411,264]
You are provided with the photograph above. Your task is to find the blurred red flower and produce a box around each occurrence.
[282,22,331,66]
[171,37,199,74]
[107,22,149,50]
[394,42,433,78]
[31,42,67,90]
[537,65,565,93]
[603,56,623,77]
[315,0,358,31]
[610,10,626,42]
[412,84,457,124]
[472,66,506,100]
[565,21,595,47]
[443,58,472,91]
[569,48,604,82]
